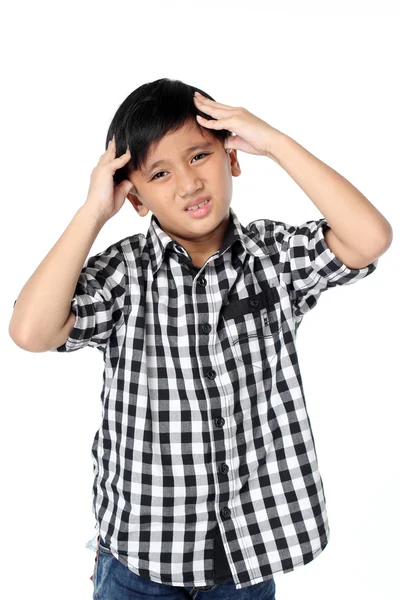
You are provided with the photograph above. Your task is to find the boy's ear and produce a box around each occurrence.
[226,148,241,177]
[126,190,149,216]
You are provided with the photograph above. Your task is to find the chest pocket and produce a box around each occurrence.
[221,286,282,371]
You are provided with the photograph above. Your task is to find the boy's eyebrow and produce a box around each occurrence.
[144,141,215,174]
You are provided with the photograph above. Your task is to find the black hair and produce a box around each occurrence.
[106,78,234,188]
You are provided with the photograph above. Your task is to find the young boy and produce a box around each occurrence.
[9,78,392,600]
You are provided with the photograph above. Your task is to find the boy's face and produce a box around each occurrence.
[125,120,241,258]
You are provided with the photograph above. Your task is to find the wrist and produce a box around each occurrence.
[263,127,287,165]
[79,203,109,228]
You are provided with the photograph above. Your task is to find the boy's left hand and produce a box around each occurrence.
[193,91,279,157]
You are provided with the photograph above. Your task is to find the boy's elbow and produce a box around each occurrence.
[9,310,75,352]
[9,326,47,352]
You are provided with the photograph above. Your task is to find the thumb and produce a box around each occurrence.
[118,179,135,197]
[224,135,239,151]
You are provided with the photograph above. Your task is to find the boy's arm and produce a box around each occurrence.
[12,310,78,354]
[9,205,107,352]
[266,129,392,260]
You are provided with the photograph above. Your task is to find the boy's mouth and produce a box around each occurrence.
[184,198,212,218]
[184,197,211,211]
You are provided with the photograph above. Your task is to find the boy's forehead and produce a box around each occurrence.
[143,127,216,173]
[152,122,213,153]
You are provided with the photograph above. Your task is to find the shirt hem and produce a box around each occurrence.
[105,533,330,591]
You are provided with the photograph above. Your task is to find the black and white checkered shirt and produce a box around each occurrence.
[49,207,378,590]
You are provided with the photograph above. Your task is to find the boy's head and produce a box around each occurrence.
[106,78,241,250]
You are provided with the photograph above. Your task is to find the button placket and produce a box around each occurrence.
[196,271,231,543]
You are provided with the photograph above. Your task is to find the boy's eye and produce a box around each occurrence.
[150,153,210,181]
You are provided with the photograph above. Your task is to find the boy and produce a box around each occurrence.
[9,78,392,600]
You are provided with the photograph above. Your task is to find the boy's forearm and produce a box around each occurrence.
[9,205,107,347]
[266,130,393,257]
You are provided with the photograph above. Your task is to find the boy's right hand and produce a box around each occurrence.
[84,135,133,223]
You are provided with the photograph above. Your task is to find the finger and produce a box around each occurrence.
[194,93,233,111]
[196,114,230,130]
[195,100,235,122]
[102,136,115,160]
[114,148,131,164]
[194,99,232,115]
[103,146,130,168]
[108,135,116,150]
[111,141,130,162]
[100,136,119,164]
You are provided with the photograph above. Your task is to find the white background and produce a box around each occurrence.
[2,1,399,598]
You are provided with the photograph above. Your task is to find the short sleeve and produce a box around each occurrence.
[49,242,128,353]
[274,217,378,319]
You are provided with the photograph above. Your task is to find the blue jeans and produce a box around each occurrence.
[92,535,276,599]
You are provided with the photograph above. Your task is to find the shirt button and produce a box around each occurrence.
[221,507,231,520]
[250,297,259,308]
[215,417,225,428]
[207,369,217,380]
[219,463,229,475]
[198,276,207,287]
[202,323,212,334]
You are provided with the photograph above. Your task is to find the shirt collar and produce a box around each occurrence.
[146,206,272,275]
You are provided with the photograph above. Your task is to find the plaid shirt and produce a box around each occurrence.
[48,207,378,590]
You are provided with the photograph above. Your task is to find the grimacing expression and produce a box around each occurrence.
[125,121,241,225]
